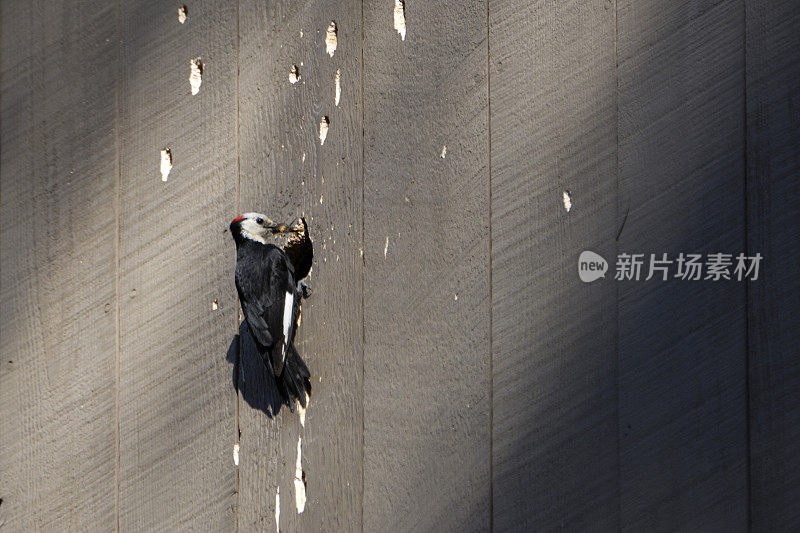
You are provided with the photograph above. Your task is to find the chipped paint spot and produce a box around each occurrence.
[298,393,309,427]
[441,145,447,159]
[394,0,406,40]
[212,299,218,310]
[275,487,280,533]
[177,5,187,24]
[325,21,337,57]
[160,148,172,181]
[384,236,389,258]
[294,437,306,513]
[233,443,239,465]
[190,57,203,95]
[562,190,572,212]
[334,69,341,106]
[289,65,300,84]
[319,116,330,145]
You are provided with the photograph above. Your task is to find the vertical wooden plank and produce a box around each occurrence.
[0,1,117,530]
[237,2,363,531]
[490,0,619,529]
[362,2,490,530]
[746,0,800,529]
[617,1,747,530]
[117,2,237,529]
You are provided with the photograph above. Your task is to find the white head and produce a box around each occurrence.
[230,212,287,244]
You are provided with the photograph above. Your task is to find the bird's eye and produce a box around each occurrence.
[256,217,264,225]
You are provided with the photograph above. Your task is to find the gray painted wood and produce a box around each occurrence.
[746,0,800,529]
[362,1,491,530]
[117,1,237,529]
[0,2,118,530]
[2,1,800,530]
[236,2,363,531]
[617,1,748,530]
[489,0,619,529]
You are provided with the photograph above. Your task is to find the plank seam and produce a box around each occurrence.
[114,0,122,530]
[614,0,622,528]
[742,0,751,529]
[486,0,494,531]
[234,0,241,531]
[359,1,367,531]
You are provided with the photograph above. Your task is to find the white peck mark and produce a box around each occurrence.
[160,148,172,181]
[319,116,330,145]
[334,69,341,106]
[394,0,406,40]
[190,57,203,95]
[294,437,306,513]
[275,487,280,533]
[298,393,309,427]
[325,21,337,57]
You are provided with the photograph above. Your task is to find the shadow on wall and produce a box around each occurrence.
[225,321,286,418]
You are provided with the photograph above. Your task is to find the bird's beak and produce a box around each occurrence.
[270,223,289,234]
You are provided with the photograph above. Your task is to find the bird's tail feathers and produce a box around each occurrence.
[277,344,311,410]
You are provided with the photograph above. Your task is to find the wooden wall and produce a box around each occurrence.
[1,0,797,531]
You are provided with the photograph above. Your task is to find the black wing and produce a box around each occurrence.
[283,217,313,281]
[235,243,296,376]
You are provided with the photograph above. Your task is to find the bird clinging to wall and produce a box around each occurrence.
[230,213,312,409]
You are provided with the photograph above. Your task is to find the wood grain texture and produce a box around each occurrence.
[0,1,117,530]
[237,2,363,531]
[117,1,237,529]
[489,0,619,529]
[4,1,800,529]
[362,1,490,530]
[617,1,747,530]
[746,0,800,529]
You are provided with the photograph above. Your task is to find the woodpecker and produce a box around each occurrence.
[230,213,311,409]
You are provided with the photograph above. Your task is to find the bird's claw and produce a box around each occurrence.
[298,280,312,299]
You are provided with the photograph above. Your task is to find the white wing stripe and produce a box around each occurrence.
[282,291,294,348]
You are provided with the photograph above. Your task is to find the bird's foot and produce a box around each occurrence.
[298,280,312,299]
